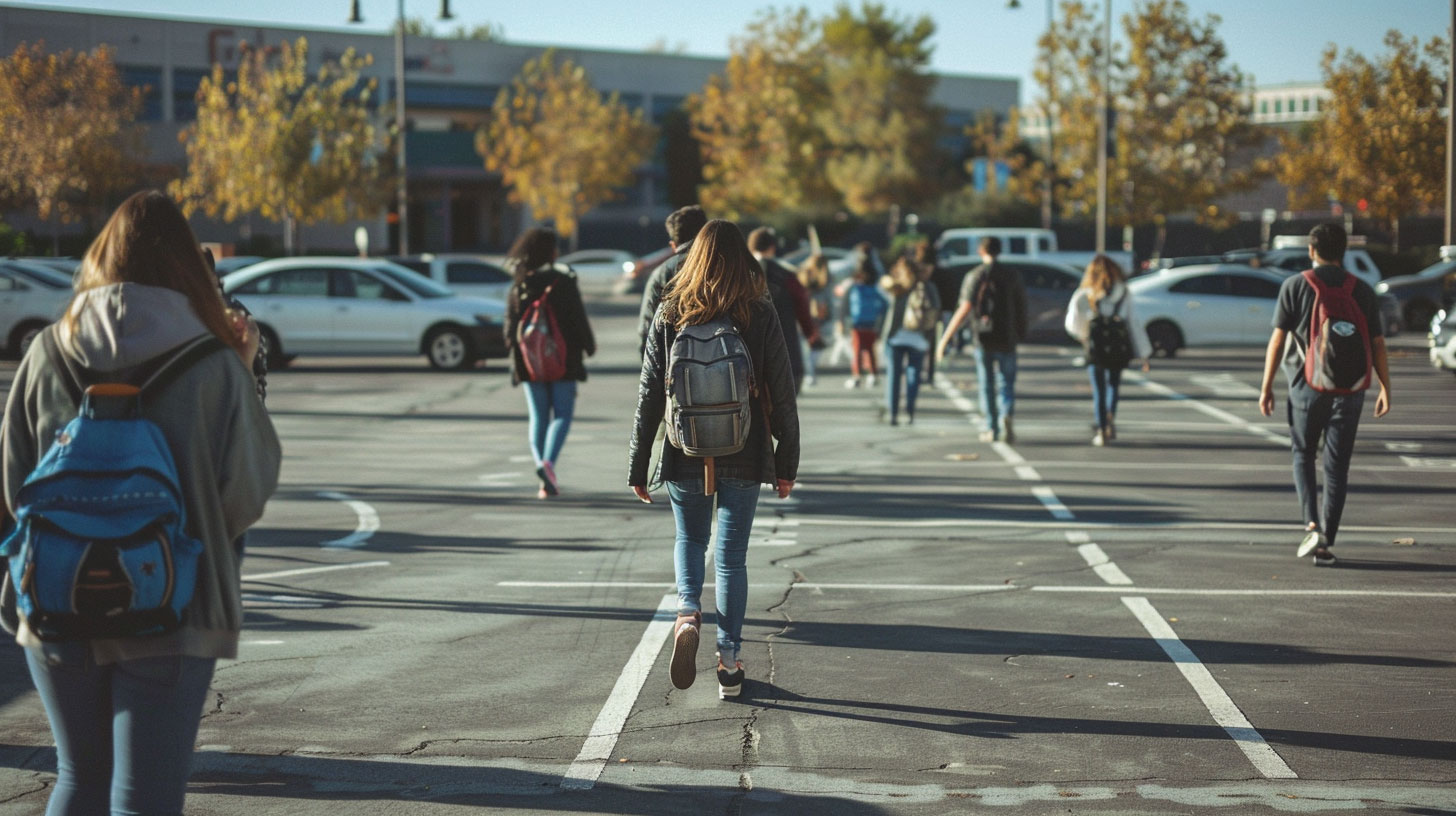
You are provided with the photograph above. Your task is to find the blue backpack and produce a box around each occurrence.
[1,332,224,642]
[848,284,886,330]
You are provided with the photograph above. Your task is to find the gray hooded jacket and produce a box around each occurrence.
[2,283,280,662]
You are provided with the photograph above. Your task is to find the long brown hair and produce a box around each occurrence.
[797,253,830,292]
[69,190,243,353]
[1080,253,1127,310]
[663,219,766,330]
[881,257,918,296]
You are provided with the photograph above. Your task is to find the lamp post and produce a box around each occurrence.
[1008,0,1056,230]
[1094,0,1110,253]
[348,0,453,256]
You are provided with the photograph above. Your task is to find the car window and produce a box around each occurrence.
[1015,263,1077,291]
[1007,237,1028,255]
[1169,274,1230,296]
[1347,255,1370,274]
[235,268,329,296]
[446,262,510,284]
[1271,254,1309,272]
[392,259,430,276]
[0,273,18,291]
[375,265,451,298]
[567,252,610,264]
[1230,274,1280,299]
[1037,237,1052,252]
[343,270,409,301]
[940,237,969,258]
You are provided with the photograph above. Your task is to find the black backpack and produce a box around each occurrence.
[972,269,997,336]
[1085,292,1134,370]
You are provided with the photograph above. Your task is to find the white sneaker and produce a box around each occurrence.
[866,374,878,387]
[844,377,859,389]
[1297,529,1326,558]
[1092,430,1105,447]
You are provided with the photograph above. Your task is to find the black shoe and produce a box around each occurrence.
[1311,547,1338,567]
[716,655,744,699]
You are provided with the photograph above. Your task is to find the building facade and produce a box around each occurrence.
[0,6,1019,254]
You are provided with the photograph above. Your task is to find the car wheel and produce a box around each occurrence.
[426,326,476,371]
[9,321,46,359]
[1405,301,1436,334]
[259,325,289,370]
[1146,320,1183,358]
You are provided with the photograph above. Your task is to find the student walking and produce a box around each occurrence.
[1064,254,1152,446]
[878,258,940,425]
[628,219,799,699]
[843,253,887,389]
[937,236,1028,442]
[749,227,819,394]
[504,227,596,498]
[637,205,708,357]
[797,253,835,387]
[1,190,280,815]
[1258,224,1391,566]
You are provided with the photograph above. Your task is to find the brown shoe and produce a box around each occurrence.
[670,611,701,689]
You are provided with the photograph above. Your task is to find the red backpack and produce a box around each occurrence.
[517,284,568,382]
[1301,269,1371,394]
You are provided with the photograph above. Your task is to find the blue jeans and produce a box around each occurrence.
[1087,365,1123,429]
[1287,383,1365,547]
[667,477,760,662]
[523,380,577,466]
[974,348,1017,435]
[25,645,216,816]
[886,343,926,421]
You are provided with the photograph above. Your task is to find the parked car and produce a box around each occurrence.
[1376,259,1456,333]
[781,245,852,270]
[1430,309,1456,375]
[1129,264,1288,356]
[939,259,1084,343]
[557,249,636,281]
[387,253,513,301]
[1251,247,1384,290]
[1,259,75,290]
[222,257,507,371]
[0,264,72,358]
[615,246,675,295]
[935,227,1135,281]
[16,257,80,278]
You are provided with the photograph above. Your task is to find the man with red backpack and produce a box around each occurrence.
[1258,223,1391,566]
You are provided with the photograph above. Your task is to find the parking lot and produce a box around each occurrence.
[0,296,1452,815]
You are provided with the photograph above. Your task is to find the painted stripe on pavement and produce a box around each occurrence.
[561,594,677,790]
[1031,486,1075,520]
[243,561,391,582]
[1123,597,1297,779]
[317,491,381,548]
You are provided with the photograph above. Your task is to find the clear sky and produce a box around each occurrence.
[4,1,1447,103]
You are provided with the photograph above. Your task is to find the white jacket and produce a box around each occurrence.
[1064,282,1152,361]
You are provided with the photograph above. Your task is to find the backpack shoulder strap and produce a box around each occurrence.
[139,335,229,399]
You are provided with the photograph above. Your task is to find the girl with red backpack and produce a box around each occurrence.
[503,228,596,498]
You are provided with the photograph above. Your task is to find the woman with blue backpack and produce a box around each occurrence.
[0,190,280,815]
[503,227,596,498]
[628,219,799,700]
[1064,254,1151,446]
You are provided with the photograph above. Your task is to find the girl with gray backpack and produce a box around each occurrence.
[628,220,800,699]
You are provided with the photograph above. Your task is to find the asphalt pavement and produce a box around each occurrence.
[0,294,1453,815]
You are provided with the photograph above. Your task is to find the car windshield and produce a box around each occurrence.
[1419,261,1456,279]
[374,264,452,298]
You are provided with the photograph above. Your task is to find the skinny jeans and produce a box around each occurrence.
[1087,364,1124,429]
[886,343,927,421]
[523,380,577,466]
[25,645,215,816]
[973,348,1017,434]
[667,477,760,662]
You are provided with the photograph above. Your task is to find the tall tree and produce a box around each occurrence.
[1035,1,1107,222]
[688,8,832,220]
[171,37,388,254]
[478,49,656,243]
[816,2,945,216]
[1037,1,1263,253]
[1277,31,1448,251]
[0,42,143,247]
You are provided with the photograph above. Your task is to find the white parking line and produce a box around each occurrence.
[492,581,1456,599]
[317,491,380,548]
[1123,597,1297,779]
[1131,375,1289,445]
[561,594,676,790]
[1076,543,1134,585]
[243,561,391,582]
[1031,486,1075,520]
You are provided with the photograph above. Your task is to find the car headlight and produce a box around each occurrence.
[1433,309,1447,336]
[1375,281,1388,294]
[622,261,636,275]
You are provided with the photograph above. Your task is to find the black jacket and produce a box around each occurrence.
[504,265,596,385]
[636,242,692,356]
[629,298,800,486]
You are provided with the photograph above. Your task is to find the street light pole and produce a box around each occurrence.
[1446,0,1455,245]
[349,0,453,256]
[1094,0,1110,253]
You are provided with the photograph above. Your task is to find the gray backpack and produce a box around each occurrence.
[666,317,754,458]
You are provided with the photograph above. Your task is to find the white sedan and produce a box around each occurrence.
[1129,264,1287,356]
[223,258,507,371]
[0,262,73,357]
[558,249,638,281]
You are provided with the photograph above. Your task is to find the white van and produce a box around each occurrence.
[935,227,1134,274]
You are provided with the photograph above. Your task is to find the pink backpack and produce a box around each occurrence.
[517,284,568,382]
